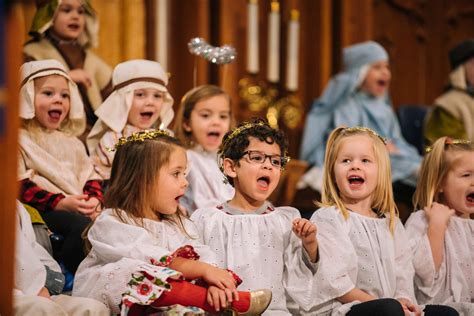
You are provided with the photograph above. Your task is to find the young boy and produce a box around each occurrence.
[191,118,318,315]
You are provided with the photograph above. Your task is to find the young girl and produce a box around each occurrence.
[18,59,103,274]
[405,137,474,315]
[299,41,421,212]
[73,130,271,315]
[191,119,318,315]
[24,0,113,136]
[87,59,174,180]
[174,85,235,214]
[309,127,458,316]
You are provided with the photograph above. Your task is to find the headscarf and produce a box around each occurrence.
[20,59,86,136]
[87,59,174,153]
[29,0,99,48]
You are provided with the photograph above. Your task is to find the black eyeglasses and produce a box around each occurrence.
[241,150,290,168]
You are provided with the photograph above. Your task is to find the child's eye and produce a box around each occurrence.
[461,172,471,177]
[342,159,350,163]
[61,92,70,99]
[250,155,264,162]
[154,93,163,99]
[362,159,370,163]
[134,92,144,97]
[77,7,85,15]
[220,114,230,120]
[200,113,210,119]
[42,91,53,96]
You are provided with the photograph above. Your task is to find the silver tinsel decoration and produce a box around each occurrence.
[188,37,237,65]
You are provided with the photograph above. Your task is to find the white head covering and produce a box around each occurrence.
[20,59,86,136]
[87,59,174,152]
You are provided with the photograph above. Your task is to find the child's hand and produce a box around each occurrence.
[86,197,102,220]
[397,298,421,316]
[386,141,400,154]
[37,287,51,299]
[424,202,455,228]
[293,218,319,263]
[55,195,96,215]
[68,69,92,87]
[207,285,237,312]
[203,266,237,291]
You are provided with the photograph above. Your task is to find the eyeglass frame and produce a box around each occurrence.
[239,150,290,169]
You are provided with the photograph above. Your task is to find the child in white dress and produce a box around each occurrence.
[406,137,474,315]
[73,130,271,315]
[173,85,234,214]
[309,127,458,316]
[191,118,318,315]
[87,59,174,180]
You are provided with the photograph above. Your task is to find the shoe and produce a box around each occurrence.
[225,289,272,316]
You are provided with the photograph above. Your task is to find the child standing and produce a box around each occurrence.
[174,85,234,214]
[87,59,174,181]
[299,41,421,208]
[309,127,458,316]
[18,59,103,274]
[405,137,474,315]
[191,119,318,315]
[14,201,109,316]
[73,130,271,315]
[24,0,113,135]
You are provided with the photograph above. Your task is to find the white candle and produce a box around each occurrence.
[247,0,259,74]
[155,0,168,70]
[286,9,300,91]
[267,1,280,82]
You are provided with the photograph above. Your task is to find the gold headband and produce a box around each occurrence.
[219,121,268,155]
[106,129,170,152]
[425,137,472,153]
[340,126,387,144]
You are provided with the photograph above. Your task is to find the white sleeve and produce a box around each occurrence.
[309,208,357,307]
[393,219,417,302]
[405,211,445,301]
[181,218,219,266]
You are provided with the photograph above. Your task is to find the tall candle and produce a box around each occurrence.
[247,0,259,74]
[286,9,300,91]
[155,0,168,70]
[267,1,280,82]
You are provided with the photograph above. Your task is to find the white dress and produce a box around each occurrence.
[191,202,317,315]
[405,210,474,315]
[181,146,234,215]
[73,209,217,315]
[308,206,416,316]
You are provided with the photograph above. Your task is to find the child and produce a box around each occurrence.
[191,119,318,315]
[14,201,109,316]
[174,85,234,214]
[73,130,272,315]
[18,59,103,274]
[425,39,474,143]
[299,41,421,208]
[24,0,113,135]
[405,137,474,315]
[309,127,458,316]
[87,59,174,180]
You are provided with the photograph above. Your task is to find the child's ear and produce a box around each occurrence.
[223,158,237,180]
[183,121,192,132]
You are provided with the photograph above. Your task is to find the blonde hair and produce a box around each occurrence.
[413,137,474,210]
[173,85,234,148]
[320,126,398,233]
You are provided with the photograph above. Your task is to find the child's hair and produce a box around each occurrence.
[174,85,233,148]
[320,126,398,233]
[104,130,189,232]
[218,118,289,186]
[413,137,474,210]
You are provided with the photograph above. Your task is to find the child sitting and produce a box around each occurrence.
[174,85,234,214]
[14,201,109,316]
[24,0,113,135]
[191,118,318,315]
[406,137,474,315]
[87,59,174,181]
[73,130,271,315]
[299,41,421,209]
[309,126,458,316]
[18,59,103,274]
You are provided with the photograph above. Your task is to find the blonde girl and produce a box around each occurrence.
[405,137,473,315]
[73,130,271,315]
[309,127,457,316]
[87,59,174,180]
[173,85,234,214]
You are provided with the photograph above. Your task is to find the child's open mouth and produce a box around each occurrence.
[348,175,365,187]
[257,176,270,190]
[67,23,80,31]
[175,195,183,201]
[48,110,63,121]
[207,131,220,140]
[377,79,387,87]
[467,192,474,204]
[140,111,154,119]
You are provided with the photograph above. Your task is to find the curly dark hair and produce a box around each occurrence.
[218,117,289,186]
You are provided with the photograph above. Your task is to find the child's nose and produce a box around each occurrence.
[181,177,189,188]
